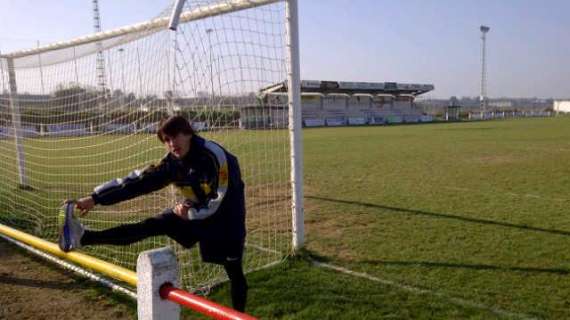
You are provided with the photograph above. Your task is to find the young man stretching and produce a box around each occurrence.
[59,115,248,311]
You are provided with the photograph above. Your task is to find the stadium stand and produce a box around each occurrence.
[0,125,39,138]
[251,80,434,128]
[45,124,89,137]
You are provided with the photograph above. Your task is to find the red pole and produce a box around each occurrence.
[159,284,257,320]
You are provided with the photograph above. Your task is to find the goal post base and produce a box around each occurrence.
[137,247,180,320]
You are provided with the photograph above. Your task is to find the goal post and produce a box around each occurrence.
[285,0,304,250]
[0,0,303,292]
[5,57,29,188]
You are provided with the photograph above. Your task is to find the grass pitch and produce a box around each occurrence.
[2,117,570,319]
[238,117,569,319]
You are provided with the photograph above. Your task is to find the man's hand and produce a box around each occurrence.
[174,202,191,220]
[75,196,95,216]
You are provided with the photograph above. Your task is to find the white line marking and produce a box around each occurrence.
[311,259,538,320]
[445,187,470,192]
[246,243,281,255]
[444,186,570,202]
[525,194,541,199]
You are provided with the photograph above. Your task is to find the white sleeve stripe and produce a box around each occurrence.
[93,169,143,195]
[188,140,229,220]
[94,179,121,195]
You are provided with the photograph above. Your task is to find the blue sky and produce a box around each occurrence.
[1,0,569,98]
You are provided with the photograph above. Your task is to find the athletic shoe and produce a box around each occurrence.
[58,201,84,252]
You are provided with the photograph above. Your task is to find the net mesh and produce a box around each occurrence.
[0,0,291,291]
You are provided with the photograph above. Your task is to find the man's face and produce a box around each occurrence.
[163,132,192,159]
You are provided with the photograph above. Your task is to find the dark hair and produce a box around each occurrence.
[157,115,195,143]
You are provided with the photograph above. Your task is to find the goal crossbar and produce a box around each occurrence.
[0,0,281,60]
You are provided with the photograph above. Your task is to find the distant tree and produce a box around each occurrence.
[126,93,136,104]
[112,89,125,98]
[197,91,209,98]
[163,90,174,100]
[52,84,97,113]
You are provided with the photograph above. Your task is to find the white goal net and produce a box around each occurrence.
[0,0,298,292]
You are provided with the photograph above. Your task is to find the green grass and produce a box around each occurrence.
[2,117,570,319]
[202,255,508,320]
[296,118,570,319]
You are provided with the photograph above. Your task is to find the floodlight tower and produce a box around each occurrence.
[93,0,107,95]
[480,25,490,113]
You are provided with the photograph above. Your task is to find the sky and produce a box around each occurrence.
[1,0,569,99]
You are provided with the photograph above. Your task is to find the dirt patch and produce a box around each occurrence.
[0,240,135,320]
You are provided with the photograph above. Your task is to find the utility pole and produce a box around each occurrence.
[480,25,490,115]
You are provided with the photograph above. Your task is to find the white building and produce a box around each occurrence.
[553,100,570,113]
[489,100,514,108]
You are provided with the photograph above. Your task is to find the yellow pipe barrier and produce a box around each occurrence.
[0,223,137,287]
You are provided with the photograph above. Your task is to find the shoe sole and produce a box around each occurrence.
[58,203,73,252]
